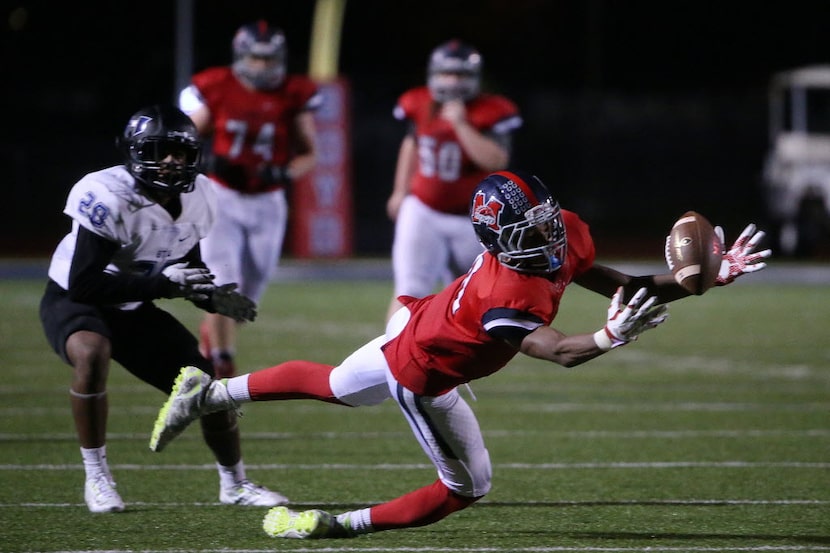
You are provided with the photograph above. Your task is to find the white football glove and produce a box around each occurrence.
[210,283,257,322]
[594,287,669,351]
[162,262,215,300]
[713,224,772,286]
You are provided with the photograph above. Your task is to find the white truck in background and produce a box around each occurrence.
[762,65,830,257]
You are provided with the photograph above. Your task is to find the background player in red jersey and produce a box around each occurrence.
[384,40,523,321]
[179,20,322,377]
[150,170,769,538]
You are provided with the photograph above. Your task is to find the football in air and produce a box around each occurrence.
[664,211,723,295]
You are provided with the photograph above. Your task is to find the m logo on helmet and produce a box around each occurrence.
[471,191,504,231]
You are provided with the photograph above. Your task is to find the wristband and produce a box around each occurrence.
[593,329,614,351]
[593,327,628,351]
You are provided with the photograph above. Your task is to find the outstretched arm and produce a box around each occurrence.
[574,221,772,303]
[520,287,668,367]
[573,264,691,304]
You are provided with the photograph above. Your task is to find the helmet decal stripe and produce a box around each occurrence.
[493,171,540,207]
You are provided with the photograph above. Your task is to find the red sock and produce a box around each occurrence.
[247,360,345,404]
[369,479,480,530]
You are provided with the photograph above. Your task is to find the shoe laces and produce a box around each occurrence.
[235,479,264,494]
[88,473,120,500]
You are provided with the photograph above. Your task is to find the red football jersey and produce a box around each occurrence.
[395,86,522,214]
[191,67,320,193]
[383,210,595,396]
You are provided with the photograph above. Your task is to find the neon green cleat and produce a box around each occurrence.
[263,506,337,539]
[149,366,236,452]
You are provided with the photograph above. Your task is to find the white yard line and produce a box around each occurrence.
[1,461,828,470]
[42,545,830,552]
[1,428,828,441]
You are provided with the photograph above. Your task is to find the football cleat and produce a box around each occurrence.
[220,480,289,507]
[263,507,337,539]
[84,473,125,513]
[149,366,237,452]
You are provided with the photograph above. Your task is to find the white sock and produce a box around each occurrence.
[225,374,251,403]
[336,508,373,534]
[81,445,110,480]
[217,460,246,488]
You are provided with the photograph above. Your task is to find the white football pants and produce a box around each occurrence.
[201,181,288,303]
[329,307,492,498]
[392,195,484,298]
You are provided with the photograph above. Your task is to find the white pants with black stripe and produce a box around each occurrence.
[329,308,492,498]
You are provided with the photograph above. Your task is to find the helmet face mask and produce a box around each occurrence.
[471,171,567,274]
[232,20,287,90]
[427,40,482,103]
[119,105,202,196]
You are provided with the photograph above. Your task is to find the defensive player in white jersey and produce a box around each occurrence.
[148,170,770,538]
[39,105,288,513]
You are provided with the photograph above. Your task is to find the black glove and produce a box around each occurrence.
[208,155,248,189]
[258,164,292,187]
[209,283,257,322]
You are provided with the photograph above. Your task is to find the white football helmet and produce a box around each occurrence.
[427,40,482,103]
[231,20,287,90]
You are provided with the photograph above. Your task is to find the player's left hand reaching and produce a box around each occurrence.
[714,224,772,286]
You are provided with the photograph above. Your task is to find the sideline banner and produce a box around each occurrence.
[290,78,353,257]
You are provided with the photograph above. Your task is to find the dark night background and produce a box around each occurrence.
[4,1,830,258]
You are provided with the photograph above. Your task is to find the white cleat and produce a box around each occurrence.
[84,473,125,513]
[220,480,289,507]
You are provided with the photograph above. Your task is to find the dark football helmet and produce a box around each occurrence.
[427,40,482,103]
[232,20,287,90]
[471,171,567,274]
[118,105,202,195]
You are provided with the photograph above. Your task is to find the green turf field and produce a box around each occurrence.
[1,272,828,552]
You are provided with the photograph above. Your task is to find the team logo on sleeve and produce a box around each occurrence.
[471,191,504,230]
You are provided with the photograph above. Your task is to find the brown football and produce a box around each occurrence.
[664,211,723,295]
